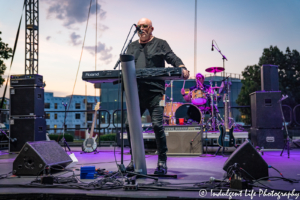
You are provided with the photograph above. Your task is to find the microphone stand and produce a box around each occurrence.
[61,102,71,152]
[114,27,139,169]
[279,95,291,158]
[212,42,228,78]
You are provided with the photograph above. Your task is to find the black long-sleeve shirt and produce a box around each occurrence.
[126,37,184,94]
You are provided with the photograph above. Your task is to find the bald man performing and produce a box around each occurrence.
[125,18,189,175]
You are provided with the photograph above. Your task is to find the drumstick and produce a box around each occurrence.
[182,80,186,89]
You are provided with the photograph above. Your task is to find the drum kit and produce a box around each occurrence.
[163,66,233,131]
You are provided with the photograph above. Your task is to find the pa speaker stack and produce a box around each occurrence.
[9,74,46,152]
[250,64,284,149]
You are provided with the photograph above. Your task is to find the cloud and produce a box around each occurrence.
[46,36,51,40]
[44,0,106,29]
[69,32,82,46]
[85,42,113,62]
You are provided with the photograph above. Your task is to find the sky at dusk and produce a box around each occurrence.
[0,0,299,97]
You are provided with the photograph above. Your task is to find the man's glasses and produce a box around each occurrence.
[137,24,150,29]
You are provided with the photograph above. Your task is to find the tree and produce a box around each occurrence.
[236,46,300,125]
[0,31,12,109]
[0,31,12,86]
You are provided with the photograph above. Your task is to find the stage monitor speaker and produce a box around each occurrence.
[261,64,279,91]
[250,128,284,149]
[166,131,202,155]
[13,141,72,176]
[223,139,269,180]
[9,118,46,152]
[250,91,282,129]
[10,87,44,116]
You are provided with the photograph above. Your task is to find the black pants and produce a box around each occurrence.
[126,92,168,161]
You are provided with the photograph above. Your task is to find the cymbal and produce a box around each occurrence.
[205,67,224,73]
[211,86,220,89]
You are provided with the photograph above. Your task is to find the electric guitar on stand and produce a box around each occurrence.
[82,102,100,153]
[217,93,235,147]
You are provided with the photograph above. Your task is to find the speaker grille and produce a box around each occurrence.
[166,131,202,155]
[13,141,72,175]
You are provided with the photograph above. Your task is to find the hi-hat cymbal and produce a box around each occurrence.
[211,86,220,89]
[205,67,224,73]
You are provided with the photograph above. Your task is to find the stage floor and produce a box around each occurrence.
[0,146,300,200]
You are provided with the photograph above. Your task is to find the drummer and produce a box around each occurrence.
[181,73,210,103]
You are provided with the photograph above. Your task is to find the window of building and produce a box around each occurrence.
[75,125,80,130]
[75,103,81,109]
[46,125,50,130]
[54,113,57,119]
[87,113,93,121]
[46,113,50,119]
[75,113,81,119]
[45,103,50,109]
[87,103,93,110]
[54,103,58,109]
[54,124,57,129]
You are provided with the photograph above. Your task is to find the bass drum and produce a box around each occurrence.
[175,103,203,124]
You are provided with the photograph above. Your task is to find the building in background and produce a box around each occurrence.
[44,93,100,134]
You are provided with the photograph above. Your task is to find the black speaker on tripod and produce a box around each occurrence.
[223,139,269,180]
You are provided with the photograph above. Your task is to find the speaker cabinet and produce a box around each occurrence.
[261,64,279,91]
[9,118,46,152]
[10,87,44,116]
[13,141,72,176]
[223,139,268,180]
[250,128,284,149]
[250,91,282,128]
[166,131,202,155]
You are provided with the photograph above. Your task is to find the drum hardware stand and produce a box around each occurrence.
[61,102,72,152]
[279,95,292,158]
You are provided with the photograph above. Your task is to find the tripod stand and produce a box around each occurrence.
[61,102,71,152]
[279,95,291,158]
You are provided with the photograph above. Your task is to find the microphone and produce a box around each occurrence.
[211,40,214,51]
[277,95,288,103]
[134,24,143,34]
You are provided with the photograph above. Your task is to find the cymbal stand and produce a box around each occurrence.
[170,80,175,125]
[206,72,223,131]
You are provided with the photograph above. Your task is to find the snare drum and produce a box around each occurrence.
[175,103,204,124]
[164,102,183,117]
[191,89,207,105]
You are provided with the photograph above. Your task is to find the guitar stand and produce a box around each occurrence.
[214,145,238,156]
[80,148,99,154]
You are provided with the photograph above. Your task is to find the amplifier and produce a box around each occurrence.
[166,130,203,155]
[10,74,43,87]
[10,87,44,116]
[9,117,46,152]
